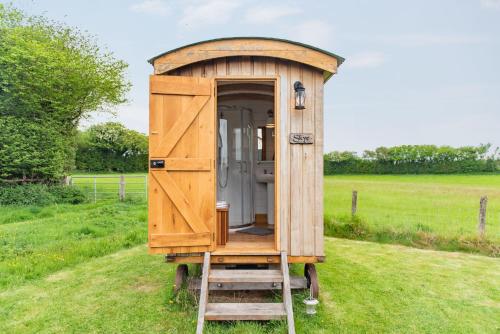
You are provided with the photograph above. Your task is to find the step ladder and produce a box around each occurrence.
[196,252,295,334]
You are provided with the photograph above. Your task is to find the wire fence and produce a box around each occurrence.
[331,190,500,240]
[69,175,147,202]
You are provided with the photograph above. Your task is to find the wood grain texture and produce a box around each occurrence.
[204,303,286,321]
[196,252,210,334]
[150,232,211,247]
[152,38,338,78]
[281,251,296,334]
[149,75,215,253]
[155,57,327,258]
[162,254,325,264]
[209,269,283,283]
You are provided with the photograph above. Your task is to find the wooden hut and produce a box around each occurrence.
[147,37,343,332]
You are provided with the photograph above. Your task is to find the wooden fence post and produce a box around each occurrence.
[351,190,358,216]
[119,175,126,201]
[478,196,488,237]
[93,177,97,203]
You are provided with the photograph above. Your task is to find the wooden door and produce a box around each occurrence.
[148,75,215,254]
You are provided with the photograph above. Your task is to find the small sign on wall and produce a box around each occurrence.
[289,133,314,144]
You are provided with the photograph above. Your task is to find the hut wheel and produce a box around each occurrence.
[304,263,319,298]
[174,264,189,293]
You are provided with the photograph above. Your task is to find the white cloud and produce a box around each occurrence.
[287,20,334,49]
[377,33,487,47]
[178,0,241,29]
[129,0,170,16]
[345,52,385,69]
[480,0,500,9]
[244,5,301,24]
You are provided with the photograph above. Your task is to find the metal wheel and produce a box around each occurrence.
[304,263,319,298]
[174,264,188,293]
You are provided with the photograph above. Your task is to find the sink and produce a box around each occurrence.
[256,172,274,183]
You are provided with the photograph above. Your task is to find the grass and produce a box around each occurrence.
[324,174,500,256]
[0,199,147,288]
[0,237,498,333]
[1,174,499,332]
[70,173,147,201]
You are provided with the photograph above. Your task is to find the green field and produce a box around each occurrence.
[1,174,499,332]
[325,174,500,255]
[0,202,498,334]
[69,173,148,201]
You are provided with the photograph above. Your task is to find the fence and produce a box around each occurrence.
[345,190,499,239]
[69,175,147,202]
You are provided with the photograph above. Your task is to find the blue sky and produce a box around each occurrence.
[11,0,500,153]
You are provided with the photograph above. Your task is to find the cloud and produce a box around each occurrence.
[345,52,385,69]
[178,0,241,29]
[129,0,170,16]
[480,0,500,9]
[377,33,488,47]
[287,20,334,49]
[244,5,301,24]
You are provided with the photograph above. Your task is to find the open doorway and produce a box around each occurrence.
[215,79,277,254]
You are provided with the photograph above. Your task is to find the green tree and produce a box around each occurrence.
[75,123,148,173]
[0,4,130,182]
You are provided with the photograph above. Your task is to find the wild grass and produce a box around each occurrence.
[0,200,147,288]
[324,174,500,256]
[0,239,498,333]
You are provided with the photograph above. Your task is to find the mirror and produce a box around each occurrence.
[257,127,274,161]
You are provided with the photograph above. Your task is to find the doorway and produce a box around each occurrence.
[215,79,278,254]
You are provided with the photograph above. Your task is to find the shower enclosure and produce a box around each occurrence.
[217,105,254,228]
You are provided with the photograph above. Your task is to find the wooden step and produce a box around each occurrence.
[189,276,306,291]
[205,303,286,321]
[209,269,283,283]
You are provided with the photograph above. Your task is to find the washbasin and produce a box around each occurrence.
[256,172,274,183]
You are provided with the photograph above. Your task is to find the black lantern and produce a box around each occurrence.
[294,81,306,110]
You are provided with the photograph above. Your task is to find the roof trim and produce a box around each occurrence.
[148,37,345,66]
[148,37,344,81]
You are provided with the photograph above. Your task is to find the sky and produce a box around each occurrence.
[9,0,500,153]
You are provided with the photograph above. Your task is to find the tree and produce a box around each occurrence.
[75,123,148,173]
[0,4,130,182]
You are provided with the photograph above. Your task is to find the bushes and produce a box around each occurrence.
[75,122,148,173]
[0,4,129,182]
[324,144,500,174]
[0,184,86,206]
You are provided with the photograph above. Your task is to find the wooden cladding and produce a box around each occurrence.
[161,56,325,258]
[151,38,339,80]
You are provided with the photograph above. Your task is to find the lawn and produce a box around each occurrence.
[0,234,498,333]
[0,200,147,288]
[324,174,500,255]
[1,174,499,332]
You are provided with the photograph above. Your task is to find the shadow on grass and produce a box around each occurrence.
[325,214,500,257]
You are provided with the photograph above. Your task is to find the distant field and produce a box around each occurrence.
[70,173,147,201]
[68,172,500,254]
[324,174,500,254]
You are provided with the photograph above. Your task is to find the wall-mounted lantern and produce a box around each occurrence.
[294,81,306,110]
